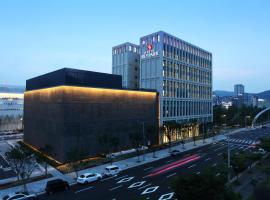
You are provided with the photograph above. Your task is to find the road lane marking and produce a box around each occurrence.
[166,159,174,163]
[144,166,154,171]
[217,152,223,156]
[117,177,134,183]
[109,185,123,191]
[114,175,128,180]
[128,181,146,188]
[196,171,201,175]
[214,146,225,151]
[204,158,211,162]
[216,173,220,176]
[141,186,159,195]
[166,173,176,178]
[158,192,175,200]
[188,164,196,168]
[212,163,217,167]
[74,186,93,194]
[101,176,115,182]
[138,183,152,190]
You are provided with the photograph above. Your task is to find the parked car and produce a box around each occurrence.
[104,165,121,176]
[45,179,70,194]
[170,149,181,156]
[77,172,102,184]
[254,148,266,155]
[2,192,37,200]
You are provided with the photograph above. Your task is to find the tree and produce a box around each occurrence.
[35,145,53,176]
[65,147,88,179]
[231,152,248,179]
[146,125,157,158]
[98,133,119,164]
[129,131,143,162]
[171,167,241,200]
[191,119,198,146]
[109,136,119,164]
[162,121,176,152]
[5,145,38,192]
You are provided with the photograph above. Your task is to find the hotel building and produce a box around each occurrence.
[112,43,140,89]
[113,31,213,142]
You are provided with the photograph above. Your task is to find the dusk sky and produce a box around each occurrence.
[0,0,269,93]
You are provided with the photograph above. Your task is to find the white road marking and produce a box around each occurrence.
[216,173,220,176]
[75,186,93,194]
[128,181,146,188]
[188,164,196,168]
[141,186,159,195]
[138,183,152,190]
[204,158,211,162]
[196,171,201,175]
[117,177,134,183]
[114,175,128,180]
[144,166,154,171]
[109,185,123,191]
[214,146,225,151]
[158,192,175,200]
[166,173,177,178]
[101,176,116,182]
[212,163,217,167]
[166,159,174,163]
[217,152,223,156]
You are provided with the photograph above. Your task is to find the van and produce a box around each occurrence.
[104,165,120,176]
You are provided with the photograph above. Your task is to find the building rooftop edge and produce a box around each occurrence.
[140,30,212,54]
[25,85,158,94]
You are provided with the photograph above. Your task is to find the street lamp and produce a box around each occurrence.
[222,114,227,128]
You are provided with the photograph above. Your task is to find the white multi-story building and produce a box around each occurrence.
[0,85,24,131]
[112,43,140,89]
[112,31,213,143]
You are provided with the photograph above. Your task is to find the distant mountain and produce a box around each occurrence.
[0,85,25,93]
[213,90,234,97]
[257,90,270,100]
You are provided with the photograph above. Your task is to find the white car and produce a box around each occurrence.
[2,192,37,200]
[104,165,121,176]
[77,172,102,184]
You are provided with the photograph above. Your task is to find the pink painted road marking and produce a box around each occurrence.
[147,154,201,177]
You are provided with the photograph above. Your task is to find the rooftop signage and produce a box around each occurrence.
[141,43,159,59]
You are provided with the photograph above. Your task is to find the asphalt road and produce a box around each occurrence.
[38,127,270,200]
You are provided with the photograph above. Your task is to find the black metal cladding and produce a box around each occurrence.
[26,68,122,91]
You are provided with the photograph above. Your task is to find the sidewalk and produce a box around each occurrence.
[0,128,247,197]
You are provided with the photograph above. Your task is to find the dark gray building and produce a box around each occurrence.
[24,68,159,162]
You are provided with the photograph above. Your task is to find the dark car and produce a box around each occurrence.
[170,149,181,156]
[45,179,70,194]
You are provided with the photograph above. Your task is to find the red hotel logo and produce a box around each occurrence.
[146,44,153,50]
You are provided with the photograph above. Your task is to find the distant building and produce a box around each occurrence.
[0,85,24,131]
[234,84,245,96]
[112,43,140,89]
[258,98,270,108]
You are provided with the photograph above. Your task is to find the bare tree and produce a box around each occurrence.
[5,145,38,192]
[35,145,53,176]
[65,147,88,179]
[129,131,143,162]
